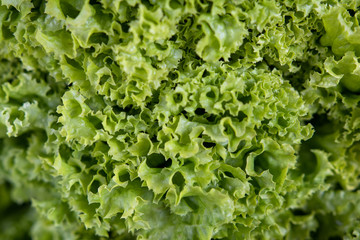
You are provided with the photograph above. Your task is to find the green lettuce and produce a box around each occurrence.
[0,0,360,239]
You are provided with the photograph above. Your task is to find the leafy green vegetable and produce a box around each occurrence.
[0,0,360,239]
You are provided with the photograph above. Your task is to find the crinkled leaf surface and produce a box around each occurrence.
[0,0,360,239]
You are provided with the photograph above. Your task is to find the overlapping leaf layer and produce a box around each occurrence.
[0,0,360,239]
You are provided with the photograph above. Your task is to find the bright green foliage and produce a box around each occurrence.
[0,0,360,239]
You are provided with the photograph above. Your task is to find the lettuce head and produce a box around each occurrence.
[0,0,360,239]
